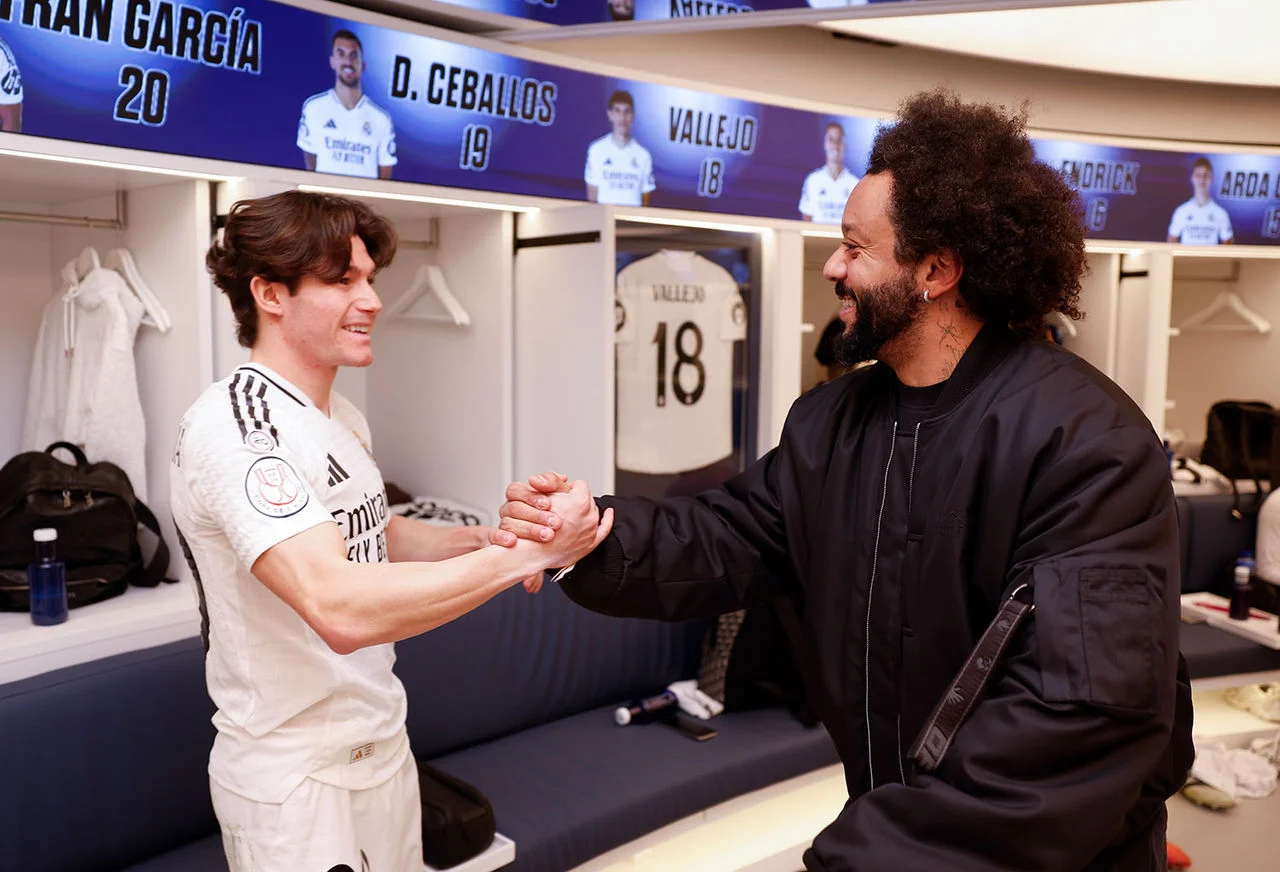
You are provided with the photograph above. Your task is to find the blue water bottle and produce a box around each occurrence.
[29,528,68,626]
[1229,550,1255,621]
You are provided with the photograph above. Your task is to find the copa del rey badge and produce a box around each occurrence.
[245,457,309,518]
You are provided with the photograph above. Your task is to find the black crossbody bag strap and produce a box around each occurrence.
[133,500,175,587]
[909,583,1035,774]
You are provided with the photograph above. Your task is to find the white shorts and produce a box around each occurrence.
[211,753,423,872]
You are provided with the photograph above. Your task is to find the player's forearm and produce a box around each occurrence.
[314,542,547,652]
[385,514,488,563]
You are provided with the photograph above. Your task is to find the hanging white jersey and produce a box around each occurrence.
[297,90,397,179]
[171,363,408,804]
[1168,198,1234,245]
[24,267,149,500]
[0,39,21,106]
[615,251,747,474]
[799,166,858,224]
[585,135,656,206]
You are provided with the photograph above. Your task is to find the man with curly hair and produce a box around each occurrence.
[502,91,1192,870]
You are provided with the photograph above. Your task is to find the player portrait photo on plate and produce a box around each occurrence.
[1167,156,1234,245]
[0,36,23,133]
[298,29,398,180]
[799,122,859,224]
[585,89,656,206]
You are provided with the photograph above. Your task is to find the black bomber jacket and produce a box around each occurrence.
[563,326,1194,871]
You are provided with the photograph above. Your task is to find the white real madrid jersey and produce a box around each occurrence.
[297,90,398,179]
[799,166,859,224]
[171,363,408,803]
[585,135,656,206]
[615,251,747,474]
[0,39,21,106]
[1168,198,1234,245]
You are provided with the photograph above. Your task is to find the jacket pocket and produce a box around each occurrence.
[1033,563,1161,713]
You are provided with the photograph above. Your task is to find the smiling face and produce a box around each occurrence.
[277,235,382,370]
[330,37,364,89]
[822,172,924,366]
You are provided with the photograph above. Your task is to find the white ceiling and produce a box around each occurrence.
[822,0,1279,88]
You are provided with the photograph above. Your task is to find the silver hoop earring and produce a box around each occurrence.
[923,289,931,303]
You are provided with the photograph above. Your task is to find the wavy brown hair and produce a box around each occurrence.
[867,90,1086,336]
[207,190,397,347]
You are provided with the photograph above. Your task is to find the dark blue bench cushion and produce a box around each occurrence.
[1181,621,1280,680]
[122,836,227,872]
[0,637,218,872]
[396,583,708,760]
[431,703,839,872]
[1177,493,1257,594]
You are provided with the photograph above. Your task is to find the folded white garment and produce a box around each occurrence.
[391,495,491,528]
[667,679,725,721]
[1191,741,1278,800]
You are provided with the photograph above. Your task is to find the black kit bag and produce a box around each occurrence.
[701,599,820,728]
[417,760,496,869]
[0,441,172,610]
[1200,400,1280,518]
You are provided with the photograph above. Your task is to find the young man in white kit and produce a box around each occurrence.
[297,29,397,180]
[1167,156,1234,245]
[584,90,655,206]
[171,190,611,872]
[799,122,859,224]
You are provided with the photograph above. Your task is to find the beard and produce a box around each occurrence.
[832,269,924,368]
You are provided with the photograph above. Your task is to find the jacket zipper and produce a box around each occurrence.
[865,421,898,790]
[897,423,922,784]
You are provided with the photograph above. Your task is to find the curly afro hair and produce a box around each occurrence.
[867,90,1086,336]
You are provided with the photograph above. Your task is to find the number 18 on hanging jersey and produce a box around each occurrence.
[614,250,747,474]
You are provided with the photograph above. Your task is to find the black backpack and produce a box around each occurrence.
[0,442,172,610]
[701,599,819,727]
[417,760,496,869]
[1200,400,1280,518]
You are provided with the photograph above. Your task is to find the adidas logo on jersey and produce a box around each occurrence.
[327,453,350,486]
[324,118,337,129]
[603,157,613,165]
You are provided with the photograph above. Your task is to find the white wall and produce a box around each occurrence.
[759,228,806,451]
[1063,252,1120,378]
[365,211,515,514]
[801,236,841,394]
[0,214,56,462]
[1166,257,1280,449]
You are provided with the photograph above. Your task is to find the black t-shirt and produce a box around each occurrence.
[893,376,947,432]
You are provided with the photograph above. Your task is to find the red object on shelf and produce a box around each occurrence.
[1168,841,1192,869]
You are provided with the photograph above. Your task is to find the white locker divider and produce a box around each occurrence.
[513,204,617,497]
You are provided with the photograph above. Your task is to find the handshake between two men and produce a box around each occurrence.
[496,472,606,594]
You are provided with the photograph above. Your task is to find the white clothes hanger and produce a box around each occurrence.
[385,264,471,327]
[1178,291,1271,335]
[1047,310,1079,339]
[74,246,100,281]
[104,247,172,332]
